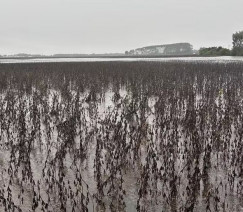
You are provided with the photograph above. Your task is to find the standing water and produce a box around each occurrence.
[0,61,243,212]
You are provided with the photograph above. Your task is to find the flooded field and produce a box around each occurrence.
[0,61,243,212]
[0,56,243,64]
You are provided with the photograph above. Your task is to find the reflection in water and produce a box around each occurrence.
[0,61,243,212]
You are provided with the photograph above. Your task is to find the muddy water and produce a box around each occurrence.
[1,56,243,64]
[0,61,243,212]
[0,89,242,212]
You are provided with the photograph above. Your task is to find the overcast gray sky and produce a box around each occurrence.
[0,0,243,55]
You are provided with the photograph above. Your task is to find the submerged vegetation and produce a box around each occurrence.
[0,61,243,211]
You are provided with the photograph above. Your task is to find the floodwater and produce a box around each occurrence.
[0,56,243,64]
[0,61,243,212]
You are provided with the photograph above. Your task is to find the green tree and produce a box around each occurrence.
[232,31,243,56]
[199,47,231,56]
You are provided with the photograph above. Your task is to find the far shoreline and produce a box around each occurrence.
[0,54,205,60]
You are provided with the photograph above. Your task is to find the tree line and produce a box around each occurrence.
[199,31,243,56]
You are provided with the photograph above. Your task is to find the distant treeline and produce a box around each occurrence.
[1,31,243,58]
[199,47,231,56]
[232,31,243,56]
[199,31,243,56]
[125,43,194,56]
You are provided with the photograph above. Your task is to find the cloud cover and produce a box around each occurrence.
[0,0,242,54]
